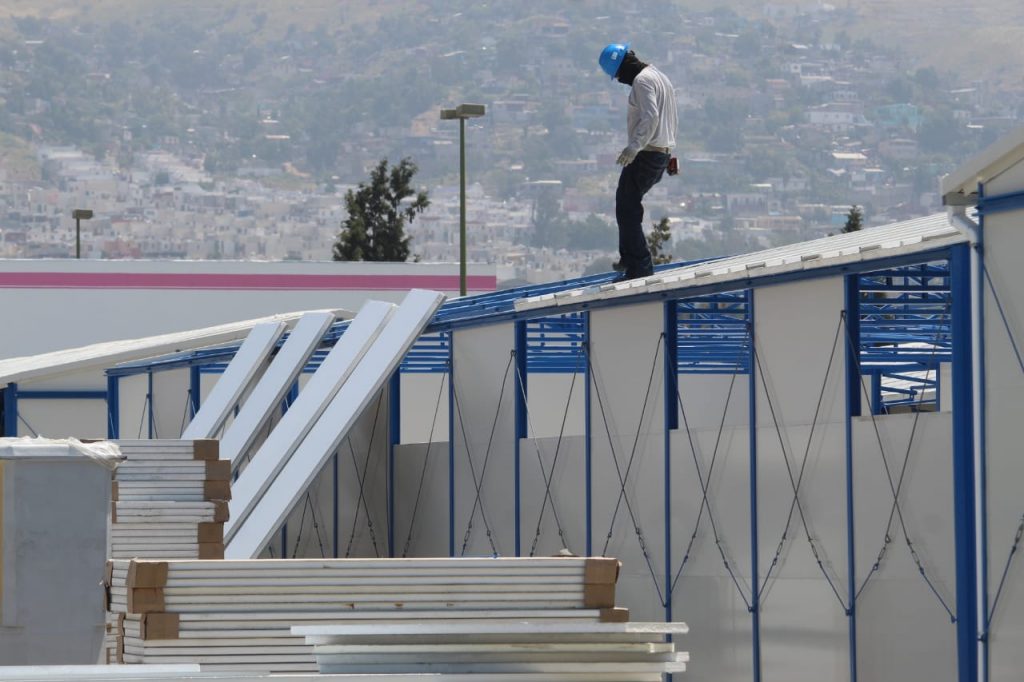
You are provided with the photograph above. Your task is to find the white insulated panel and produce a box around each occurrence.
[588,302,667,622]
[150,368,191,439]
[181,322,287,439]
[450,323,516,557]
[518,435,587,558]
[398,373,449,445]
[225,301,396,542]
[753,277,849,681]
[981,206,1024,678]
[668,421,753,682]
[392,441,451,558]
[226,289,445,558]
[852,412,956,682]
[219,312,336,467]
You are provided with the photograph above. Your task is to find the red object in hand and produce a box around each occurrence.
[667,157,679,176]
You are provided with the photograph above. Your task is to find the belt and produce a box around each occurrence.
[643,144,671,154]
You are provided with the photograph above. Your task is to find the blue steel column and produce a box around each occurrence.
[951,241,978,682]
[975,186,989,682]
[844,275,861,681]
[107,376,120,439]
[870,372,883,414]
[189,365,201,424]
[3,383,17,437]
[513,321,528,557]
[583,312,593,556]
[388,370,401,558]
[747,289,762,682]
[448,332,456,557]
[147,372,155,439]
[663,301,679,625]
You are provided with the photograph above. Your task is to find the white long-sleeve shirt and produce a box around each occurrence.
[626,65,678,153]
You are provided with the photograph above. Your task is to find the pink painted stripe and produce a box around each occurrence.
[0,272,497,291]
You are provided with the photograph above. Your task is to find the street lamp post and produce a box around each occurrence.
[72,209,93,259]
[440,103,485,296]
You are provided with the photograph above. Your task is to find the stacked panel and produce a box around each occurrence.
[110,440,230,560]
[103,557,625,672]
[296,621,689,679]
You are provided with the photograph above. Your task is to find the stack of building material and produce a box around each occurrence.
[105,440,230,662]
[295,621,689,679]
[109,440,229,561]
[104,557,625,672]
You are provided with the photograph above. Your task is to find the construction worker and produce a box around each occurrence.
[598,43,678,280]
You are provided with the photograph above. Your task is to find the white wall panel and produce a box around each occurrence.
[669,423,753,682]
[754,277,849,681]
[450,323,516,557]
[118,374,148,440]
[149,368,190,439]
[525,374,586,439]
[392,441,451,558]
[16,399,106,440]
[398,373,448,445]
[589,302,666,623]
[518,435,587,557]
[852,412,956,681]
[678,374,750,430]
[981,204,1024,677]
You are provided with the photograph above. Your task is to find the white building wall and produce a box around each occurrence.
[852,412,956,681]
[451,323,517,556]
[0,259,493,359]
[589,302,666,621]
[979,170,1024,677]
[398,373,448,445]
[753,277,849,680]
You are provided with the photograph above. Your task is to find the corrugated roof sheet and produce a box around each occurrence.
[515,213,964,313]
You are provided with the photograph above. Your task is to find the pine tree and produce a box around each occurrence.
[842,205,863,234]
[333,158,429,262]
[647,217,673,265]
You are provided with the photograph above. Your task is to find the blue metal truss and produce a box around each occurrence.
[108,259,955,411]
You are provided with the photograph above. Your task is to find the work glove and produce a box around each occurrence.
[616,147,638,166]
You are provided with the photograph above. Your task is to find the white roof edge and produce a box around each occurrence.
[515,213,964,314]
[941,124,1024,200]
[0,308,347,386]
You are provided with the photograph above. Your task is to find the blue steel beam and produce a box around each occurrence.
[951,241,978,682]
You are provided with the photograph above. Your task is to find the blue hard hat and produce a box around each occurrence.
[598,42,630,79]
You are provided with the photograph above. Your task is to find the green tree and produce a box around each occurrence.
[530,187,566,248]
[647,217,673,265]
[333,158,429,262]
[842,205,863,234]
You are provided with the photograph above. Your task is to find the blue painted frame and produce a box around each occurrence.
[388,370,401,558]
[584,312,593,557]
[975,184,990,682]
[106,376,119,439]
[448,332,456,557]
[3,383,17,437]
[844,275,861,681]
[747,289,762,682]
[951,241,978,682]
[663,301,678,628]
[514,320,528,557]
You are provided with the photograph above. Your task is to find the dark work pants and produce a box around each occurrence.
[615,150,670,277]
